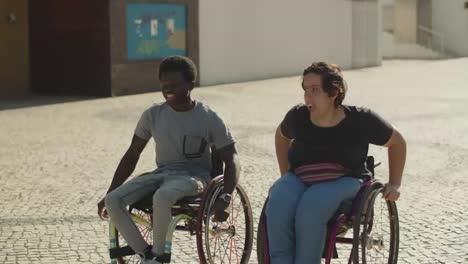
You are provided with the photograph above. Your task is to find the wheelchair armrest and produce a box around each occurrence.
[374,160,382,168]
[366,156,382,176]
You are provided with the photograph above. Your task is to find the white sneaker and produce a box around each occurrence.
[141,257,162,264]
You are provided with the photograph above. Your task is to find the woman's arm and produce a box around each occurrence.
[275,126,292,176]
[383,128,407,201]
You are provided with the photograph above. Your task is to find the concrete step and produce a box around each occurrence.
[382,31,445,59]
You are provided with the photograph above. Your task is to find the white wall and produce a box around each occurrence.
[382,4,395,33]
[432,0,468,56]
[394,0,417,43]
[380,0,395,5]
[352,0,381,68]
[198,0,353,86]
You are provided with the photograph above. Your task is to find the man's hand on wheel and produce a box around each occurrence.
[97,198,108,220]
[212,195,231,222]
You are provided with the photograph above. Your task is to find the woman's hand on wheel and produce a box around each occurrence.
[97,198,108,220]
[383,183,400,201]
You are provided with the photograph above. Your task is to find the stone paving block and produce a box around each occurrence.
[1,59,468,263]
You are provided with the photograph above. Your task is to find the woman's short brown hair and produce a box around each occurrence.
[302,62,347,107]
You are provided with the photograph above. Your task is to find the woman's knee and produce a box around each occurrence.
[269,173,304,199]
[295,178,362,227]
[295,201,332,229]
[266,177,305,220]
[338,177,362,198]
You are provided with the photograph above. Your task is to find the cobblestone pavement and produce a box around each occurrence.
[1,59,468,264]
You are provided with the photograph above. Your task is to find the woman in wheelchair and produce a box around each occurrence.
[266,62,406,264]
[96,56,240,264]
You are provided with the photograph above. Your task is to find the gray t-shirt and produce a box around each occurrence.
[134,101,235,179]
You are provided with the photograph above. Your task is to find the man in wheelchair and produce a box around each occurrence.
[97,56,240,264]
[265,62,406,264]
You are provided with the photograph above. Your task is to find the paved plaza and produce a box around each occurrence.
[1,59,468,264]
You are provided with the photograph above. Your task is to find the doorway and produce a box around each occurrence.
[0,0,29,97]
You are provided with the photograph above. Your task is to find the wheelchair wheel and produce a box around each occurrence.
[196,176,254,264]
[352,181,399,264]
[256,199,268,264]
[114,207,153,264]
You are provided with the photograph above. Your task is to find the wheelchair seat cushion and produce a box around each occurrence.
[131,193,202,211]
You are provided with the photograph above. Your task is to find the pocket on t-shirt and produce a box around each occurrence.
[183,135,208,159]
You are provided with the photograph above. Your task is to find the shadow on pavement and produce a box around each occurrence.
[0,94,99,111]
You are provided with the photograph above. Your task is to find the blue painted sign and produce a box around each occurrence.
[126,3,187,60]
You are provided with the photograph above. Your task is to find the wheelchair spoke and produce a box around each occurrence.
[200,183,253,264]
[233,235,245,258]
[211,236,220,260]
[219,234,230,263]
[230,199,244,226]
[207,220,245,264]
[232,236,240,263]
[229,237,233,263]
[228,190,239,225]
[361,189,398,264]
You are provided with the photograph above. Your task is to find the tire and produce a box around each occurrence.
[361,188,399,264]
[196,177,254,264]
[351,181,399,264]
[256,199,269,264]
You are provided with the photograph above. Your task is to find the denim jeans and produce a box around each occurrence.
[265,172,361,264]
[105,170,207,256]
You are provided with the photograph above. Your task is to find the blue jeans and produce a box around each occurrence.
[265,172,361,264]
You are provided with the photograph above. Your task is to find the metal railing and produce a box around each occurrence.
[417,25,446,58]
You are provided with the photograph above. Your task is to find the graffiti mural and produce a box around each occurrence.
[126,3,187,60]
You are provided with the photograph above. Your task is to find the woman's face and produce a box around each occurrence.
[302,73,336,113]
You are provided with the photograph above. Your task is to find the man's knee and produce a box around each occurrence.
[152,188,182,209]
[104,191,122,211]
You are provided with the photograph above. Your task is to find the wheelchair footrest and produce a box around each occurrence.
[109,246,135,259]
[158,253,171,263]
[109,246,172,263]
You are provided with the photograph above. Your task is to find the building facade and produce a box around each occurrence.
[1,0,384,97]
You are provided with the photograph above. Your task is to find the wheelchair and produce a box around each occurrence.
[108,148,254,264]
[256,157,399,264]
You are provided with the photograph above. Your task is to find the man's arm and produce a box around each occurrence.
[212,144,240,222]
[218,144,240,194]
[98,135,149,219]
[105,135,149,193]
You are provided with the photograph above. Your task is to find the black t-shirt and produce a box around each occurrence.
[280,104,393,179]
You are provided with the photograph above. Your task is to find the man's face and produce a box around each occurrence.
[160,72,194,107]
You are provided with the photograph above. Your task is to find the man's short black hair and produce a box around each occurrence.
[158,56,197,82]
